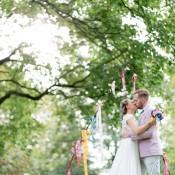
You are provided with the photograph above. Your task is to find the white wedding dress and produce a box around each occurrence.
[109,114,142,175]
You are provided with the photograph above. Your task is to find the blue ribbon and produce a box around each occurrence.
[89,116,95,141]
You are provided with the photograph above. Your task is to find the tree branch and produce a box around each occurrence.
[0,89,49,105]
[0,79,40,93]
[53,89,82,99]
[71,73,91,86]
[89,48,128,70]
[0,47,21,66]
[0,77,88,104]
[32,0,108,44]
[58,65,86,80]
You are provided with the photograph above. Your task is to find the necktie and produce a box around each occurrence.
[140,109,144,114]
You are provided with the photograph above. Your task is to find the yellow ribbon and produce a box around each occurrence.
[82,130,91,175]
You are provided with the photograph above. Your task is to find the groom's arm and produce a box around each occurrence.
[131,108,156,140]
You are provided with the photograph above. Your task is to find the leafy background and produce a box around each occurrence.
[0,0,175,174]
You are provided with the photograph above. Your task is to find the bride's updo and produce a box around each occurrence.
[120,99,128,115]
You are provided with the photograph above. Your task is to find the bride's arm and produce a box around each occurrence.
[126,117,155,135]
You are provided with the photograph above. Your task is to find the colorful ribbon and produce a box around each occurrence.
[75,140,82,167]
[89,116,95,141]
[162,153,170,175]
[132,73,137,93]
[96,104,104,160]
[82,130,91,175]
[66,141,82,175]
[108,80,116,94]
[120,69,126,91]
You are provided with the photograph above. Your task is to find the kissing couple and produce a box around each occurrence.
[109,89,163,175]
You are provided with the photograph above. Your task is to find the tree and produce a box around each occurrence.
[0,0,175,174]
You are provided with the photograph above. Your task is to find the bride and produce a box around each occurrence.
[109,98,155,175]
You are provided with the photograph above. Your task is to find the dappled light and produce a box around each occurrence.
[0,0,175,174]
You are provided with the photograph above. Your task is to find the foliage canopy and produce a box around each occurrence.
[0,0,175,174]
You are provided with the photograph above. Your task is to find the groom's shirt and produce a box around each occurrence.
[131,104,163,158]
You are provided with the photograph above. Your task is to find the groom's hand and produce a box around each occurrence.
[151,108,164,123]
[122,129,131,138]
[152,108,160,117]
[148,116,156,125]
[152,108,164,117]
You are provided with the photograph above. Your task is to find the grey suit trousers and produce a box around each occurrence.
[141,156,161,175]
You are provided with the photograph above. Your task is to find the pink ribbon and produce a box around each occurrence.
[162,153,169,175]
[120,69,126,91]
[132,73,137,93]
[75,140,82,167]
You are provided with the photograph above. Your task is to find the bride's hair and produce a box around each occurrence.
[120,99,128,115]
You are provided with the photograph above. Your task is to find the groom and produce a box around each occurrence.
[131,89,163,175]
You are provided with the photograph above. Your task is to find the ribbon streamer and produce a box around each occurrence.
[96,104,104,160]
[82,130,91,175]
[132,73,137,93]
[89,116,95,140]
[75,140,82,167]
[162,153,170,175]
[108,81,116,94]
[120,69,126,91]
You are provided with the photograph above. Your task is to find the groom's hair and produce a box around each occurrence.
[134,89,149,100]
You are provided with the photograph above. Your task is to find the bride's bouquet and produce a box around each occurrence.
[151,108,164,121]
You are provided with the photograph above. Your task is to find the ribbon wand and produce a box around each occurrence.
[132,73,137,93]
[82,130,91,175]
[96,101,104,160]
[162,152,170,175]
[120,69,126,91]
[75,140,82,167]
[108,81,116,95]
